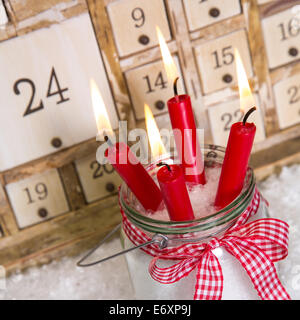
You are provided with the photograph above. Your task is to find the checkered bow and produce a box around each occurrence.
[121,188,291,300]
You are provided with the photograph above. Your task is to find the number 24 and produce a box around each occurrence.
[13,67,70,117]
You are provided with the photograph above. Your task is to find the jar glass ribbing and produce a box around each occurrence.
[119,145,269,300]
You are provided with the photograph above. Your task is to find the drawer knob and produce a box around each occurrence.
[209,7,220,18]
[38,208,48,218]
[106,182,115,193]
[288,47,298,57]
[222,74,233,83]
[155,100,165,110]
[138,35,150,45]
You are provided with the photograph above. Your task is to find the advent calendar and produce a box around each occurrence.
[0,0,299,272]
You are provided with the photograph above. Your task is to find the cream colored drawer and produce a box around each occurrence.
[75,154,122,203]
[107,0,171,57]
[6,169,69,229]
[125,56,185,120]
[273,73,300,129]
[208,95,266,147]
[262,8,300,69]
[195,29,253,94]
[183,0,241,32]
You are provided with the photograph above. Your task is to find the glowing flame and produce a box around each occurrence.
[90,78,113,138]
[235,48,255,113]
[156,25,178,83]
[144,103,166,157]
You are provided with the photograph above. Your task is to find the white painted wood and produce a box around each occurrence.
[107,0,171,57]
[183,0,241,32]
[262,8,300,69]
[0,13,118,171]
[75,154,122,203]
[125,56,184,120]
[273,73,300,129]
[6,169,69,229]
[0,2,8,25]
[195,29,253,94]
[208,94,266,147]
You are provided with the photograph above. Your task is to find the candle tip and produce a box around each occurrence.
[242,107,256,125]
[157,162,171,172]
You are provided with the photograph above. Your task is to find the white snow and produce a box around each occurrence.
[1,164,300,300]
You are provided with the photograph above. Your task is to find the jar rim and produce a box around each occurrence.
[119,145,256,234]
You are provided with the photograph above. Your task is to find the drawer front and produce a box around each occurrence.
[183,0,241,32]
[75,154,122,204]
[262,9,300,69]
[195,29,253,94]
[125,56,185,120]
[208,95,266,147]
[273,73,300,129]
[107,0,171,57]
[6,169,69,229]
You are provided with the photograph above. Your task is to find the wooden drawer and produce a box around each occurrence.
[195,29,253,94]
[6,169,69,229]
[183,0,241,32]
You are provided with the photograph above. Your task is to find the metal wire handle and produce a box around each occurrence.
[76,223,169,267]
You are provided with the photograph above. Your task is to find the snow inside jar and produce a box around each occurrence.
[118,145,289,300]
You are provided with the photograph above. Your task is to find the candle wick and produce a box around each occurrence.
[242,107,257,125]
[173,77,179,97]
[103,131,114,147]
[157,162,171,172]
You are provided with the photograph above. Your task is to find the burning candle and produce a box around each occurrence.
[91,79,162,212]
[144,103,194,221]
[157,163,195,221]
[214,49,256,209]
[156,26,206,185]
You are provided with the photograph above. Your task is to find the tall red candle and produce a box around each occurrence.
[167,91,206,185]
[157,163,195,221]
[215,108,256,209]
[106,142,162,212]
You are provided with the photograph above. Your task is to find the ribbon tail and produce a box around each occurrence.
[225,240,291,300]
[194,251,223,300]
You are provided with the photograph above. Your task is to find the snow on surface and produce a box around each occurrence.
[1,164,300,300]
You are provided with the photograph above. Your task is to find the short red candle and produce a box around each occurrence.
[157,163,195,221]
[106,142,162,212]
[215,119,256,209]
[167,94,206,185]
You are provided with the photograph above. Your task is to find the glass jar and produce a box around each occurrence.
[119,145,269,300]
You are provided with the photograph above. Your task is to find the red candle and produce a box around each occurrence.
[106,142,162,212]
[167,90,206,185]
[214,108,256,209]
[157,163,195,221]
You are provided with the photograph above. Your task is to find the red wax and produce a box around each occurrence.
[106,142,162,212]
[157,164,195,221]
[167,94,206,185]
[215,122,256,209]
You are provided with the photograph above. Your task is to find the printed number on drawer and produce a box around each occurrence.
[75,155,122,203]
[273,73,300,129]
[107,0,171,57]
[208,95,266,147]
[262,8,300,69]
[195,29,253,94]
[6,169,69,229]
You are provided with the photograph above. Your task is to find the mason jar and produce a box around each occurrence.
[119,145,269,300]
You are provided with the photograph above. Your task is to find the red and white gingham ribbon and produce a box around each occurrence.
[120,188,290,300]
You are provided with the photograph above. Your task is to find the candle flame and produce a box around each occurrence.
[156,25,178,83]
[235,48,255,113]
[90,78,113,137]
[144,103,166,157]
